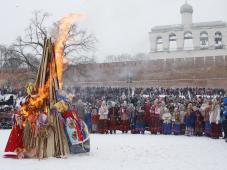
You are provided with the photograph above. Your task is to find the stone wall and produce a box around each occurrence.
[64,55,227,88]
[0,69,33,88]
[1,56,226,89]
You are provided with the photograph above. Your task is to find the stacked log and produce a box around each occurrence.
[23,37,69,159]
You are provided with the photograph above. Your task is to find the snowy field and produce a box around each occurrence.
[1,130,227,170]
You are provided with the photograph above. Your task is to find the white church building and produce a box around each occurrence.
[149,2,227,59]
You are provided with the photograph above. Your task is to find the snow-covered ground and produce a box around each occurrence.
[1,130,227,170]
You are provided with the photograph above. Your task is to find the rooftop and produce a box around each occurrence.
[180,1,193,14]
[151,21,227,33]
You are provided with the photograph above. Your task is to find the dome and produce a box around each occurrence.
[180,2,193,14]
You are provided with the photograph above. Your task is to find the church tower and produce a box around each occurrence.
[180,1,193,27]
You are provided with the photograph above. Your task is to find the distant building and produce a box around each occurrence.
[1,2,227,88]
[149,2,227,59]
[61,2,227,88]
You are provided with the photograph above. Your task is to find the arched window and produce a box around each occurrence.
[184,32,193,50]
[200,31,209,49]
[169,33,177,51]
[215,32,223,49]
[156,36,163,51]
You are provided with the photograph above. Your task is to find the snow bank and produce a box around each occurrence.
[1,130,227,170]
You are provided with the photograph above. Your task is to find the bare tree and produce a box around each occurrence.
[104,52,148,63]
[104,53,133,63]
[6,11,96,74]
[59,24,96,63]
[132,53,147,61]
[0,45,7,68]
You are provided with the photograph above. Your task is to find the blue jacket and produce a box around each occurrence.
[190,111,196,127]
[223,106,227,116]
[184,112,196,127]
[184,115,191,127]
[224,97,227,105]
[84,113,92,129]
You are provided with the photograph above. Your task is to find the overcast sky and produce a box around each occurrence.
[0,0,227,61]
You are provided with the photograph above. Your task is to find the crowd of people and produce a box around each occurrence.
[1,86,227,142]
[0,87,26,96]
[63,87,227,142]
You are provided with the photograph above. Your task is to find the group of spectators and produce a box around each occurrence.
[0,87,26,128]
[0,87,26,96]
[65,87,227,142]
[1,86,227,142]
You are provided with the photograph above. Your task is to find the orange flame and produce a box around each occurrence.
[20,81,50,118]
[55,13,83,89]
[19,13,83,119]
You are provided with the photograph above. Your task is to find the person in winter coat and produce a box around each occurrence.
[119,101,130,133]
[98,101,109,134]
[144,98,151,130]
[127,103,136,133]
[159,101,165,134]
[184,111,191,136]
[84,104,92,132]
[172,107,181,135]
[209,99,222,139]
[184,103,194,136]
[5,111,24,153]
[194,107,203,136]
[162,108,172,135]
[203,102,211,136]
[179,104,186,135]
[134,105,145,134]
[222,97,227,141]
[221,102,227,140]
[189,106,196,136]
[76,100,86,121]
[108,102,119,134]
[150,102,161,134]
[91,106,99,133]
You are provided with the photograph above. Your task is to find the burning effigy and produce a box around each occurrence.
[4,14,90,159]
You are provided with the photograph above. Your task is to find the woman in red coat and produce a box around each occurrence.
[91,107,99,133]
[150,100,161,134]
[5,112,24,153]
[144,99,151,130]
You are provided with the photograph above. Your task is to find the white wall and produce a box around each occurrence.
[149,48,227,60]
[182,13,192,26]
[149,26,227,58]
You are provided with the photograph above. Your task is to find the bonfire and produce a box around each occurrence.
[4,14,90,159]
